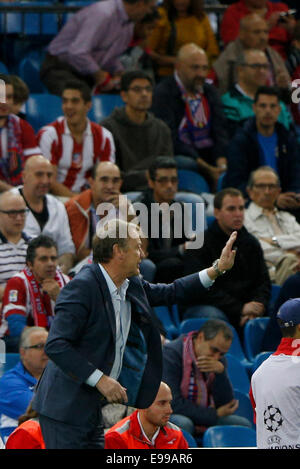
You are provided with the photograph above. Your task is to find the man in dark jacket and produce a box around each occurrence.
[183,188,271,331]
[135,157,193,283]
[223,86,300,220]
[163,319,252,438]
[100,70,173,192]
[151,43,228,192]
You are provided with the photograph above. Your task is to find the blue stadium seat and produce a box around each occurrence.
[202,425,257,448]
[26,93,62,132]
[181,429,198,448]
[243,317,270,363]
[89,94,123,123]
[179,318,252,369]
[269,283,281,313]
[233,389,255,428]
[251,351,273,374]
[174,191,207,232]
[18,51,47,93]
[178,169,210,194]
[226,354,250,394]
[125,191,142,202]
[0,353,20,378]
[0,61,8,74]
[153,306,178,340]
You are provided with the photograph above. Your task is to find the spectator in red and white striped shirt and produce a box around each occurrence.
[37,80,115,199]
[0,74,41,193]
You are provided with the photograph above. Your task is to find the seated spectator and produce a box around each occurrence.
[105,382,188,449]
[223,86,300,220]
[12,155,76,274]
[146,0,219,80]
[0,74,40,193]
[39,0,156,95]
[0,235,69,352]
[183,188,271,332]
[9,75,29,120]
[101,70,173,192]
[38,80,115,198]
[245,166,300,285]
[65,161,129,261]
[0,191,29,303]
[220,0,294,60]
[222,49,293,139]
[163,319,252,438]
[5,402,45,450]
[135,157,193,283]
[0,327,48,442]
[151,43,228,192]
[211,14,291,96]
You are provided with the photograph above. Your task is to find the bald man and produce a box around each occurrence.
[212,14,290,95]
[105,382,189,449]
[65,160,133,261]
[10,155,75,273]
[151,43,228,192]
[221,49,293,138]
[0,191,29,301]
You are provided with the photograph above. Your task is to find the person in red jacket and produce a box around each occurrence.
[105,382,189,449]
[220,0,295,60]
[5,403,45,450]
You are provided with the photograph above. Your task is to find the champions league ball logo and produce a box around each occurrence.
[264,405,283,432]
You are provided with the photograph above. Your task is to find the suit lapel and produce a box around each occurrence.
[89,263,116,338]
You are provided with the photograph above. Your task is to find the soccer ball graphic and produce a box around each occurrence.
[264,405,283,432]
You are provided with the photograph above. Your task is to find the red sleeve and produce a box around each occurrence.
[249,385,257,425]
[2,276,27,319]
[6,427,42,449]
[178,433,189,449]
[19,119,40,158]
[104,431,129,449]
[220,6,241,45]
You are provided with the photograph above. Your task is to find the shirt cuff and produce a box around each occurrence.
[199,269,215,288]
[85,369,103,387]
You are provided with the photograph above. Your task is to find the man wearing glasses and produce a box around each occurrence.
[221,49,293,138]
[0,235,69,353]
[0,326,48,443]
[134,157,193,283]
[0,191,29,304]
[245,166,300,285]
[101,70,173,192]
[223,86,300,221]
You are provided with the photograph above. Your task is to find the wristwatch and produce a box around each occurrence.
[212,259,226,276]
[272,236,280,247]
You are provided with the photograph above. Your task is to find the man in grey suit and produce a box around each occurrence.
[33,219,237,448]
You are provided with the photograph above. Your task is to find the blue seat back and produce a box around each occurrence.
[181,429,198,448]
[18,52,47,93]
[26,93,62,132]
[202,425,256,448]
[0,353,20,378]
[89,94,123,123]
[153,306,178,340]
[174,191,207,232]
[0,2,58,35]
[233,389,255,428]
[178,169,210,194]
[226,353,250,394]
[243,317,270,362]
[251,351,273,374]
